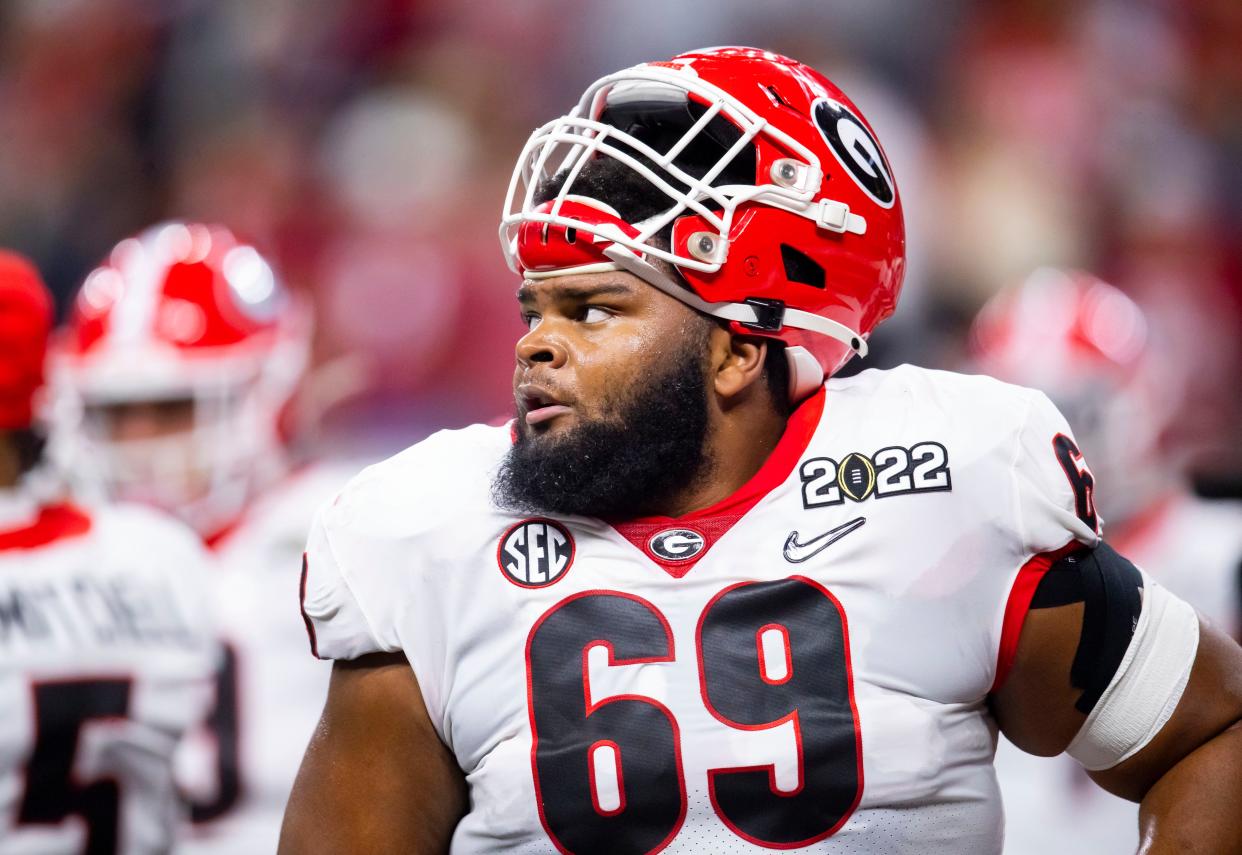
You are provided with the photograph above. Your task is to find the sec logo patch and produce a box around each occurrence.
[498,519,575,588]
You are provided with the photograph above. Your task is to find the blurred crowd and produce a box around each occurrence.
[1,0,1238,483]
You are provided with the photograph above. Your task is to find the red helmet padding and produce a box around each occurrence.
[514,200,642,275]
[0,251,53,429]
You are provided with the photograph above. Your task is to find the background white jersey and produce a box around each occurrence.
[995,492,1242,855]
[174,463,354,855]
[0,488,216,855]
[301,365,1109,854]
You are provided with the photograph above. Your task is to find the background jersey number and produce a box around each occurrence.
[189,642,243,823]
[17,679,131,855]
[526,578,862,854]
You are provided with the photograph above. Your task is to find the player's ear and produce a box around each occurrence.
[710,327,767,404]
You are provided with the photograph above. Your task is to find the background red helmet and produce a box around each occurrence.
[501,46,906,398]
[969,268,1172,524]
[0,250,53,431]
[50,222,310,535]
[970,268,1150,386]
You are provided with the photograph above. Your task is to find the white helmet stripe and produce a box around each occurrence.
[109,234,167,346]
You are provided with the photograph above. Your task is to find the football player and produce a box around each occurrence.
[283,48,1242,853]
[0,249,217,854]
[971,269,1242,854]
[47,223,352,854]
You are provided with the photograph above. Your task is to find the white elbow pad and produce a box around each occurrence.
[1066,581,1200,770]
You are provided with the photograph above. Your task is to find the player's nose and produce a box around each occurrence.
[515,324,568,370]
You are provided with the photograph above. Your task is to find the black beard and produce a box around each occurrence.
[492,349,713,520]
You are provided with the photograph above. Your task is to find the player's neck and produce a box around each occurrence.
[655,392,789,518]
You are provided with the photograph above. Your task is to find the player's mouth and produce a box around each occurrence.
[517,385,573,427]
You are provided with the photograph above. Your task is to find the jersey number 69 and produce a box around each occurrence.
[526,577,862,854]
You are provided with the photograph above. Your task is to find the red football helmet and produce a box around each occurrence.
[970,268,1149,387]
[970,268,1171,524]
[49,222,310,536]
[0,251,53,431]
[500,46,906,398]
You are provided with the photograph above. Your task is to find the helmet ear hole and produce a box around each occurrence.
[779,244,825,289]
[786,345,824,402]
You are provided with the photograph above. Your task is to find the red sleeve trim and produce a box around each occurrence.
[991,539,1082,693]
[298,552,322,660]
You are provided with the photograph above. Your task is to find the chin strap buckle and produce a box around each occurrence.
[740,297,786,332]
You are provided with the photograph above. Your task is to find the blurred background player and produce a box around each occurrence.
[969,267,1242,855]
[0,249,216,854]
[46,222,358,854]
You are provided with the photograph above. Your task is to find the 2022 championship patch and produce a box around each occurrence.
[799,442,951,508]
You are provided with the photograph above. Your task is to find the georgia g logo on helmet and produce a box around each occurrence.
[812,98,895,209]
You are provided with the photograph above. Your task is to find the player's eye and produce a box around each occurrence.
[580,306,611,324]
[522,313,541,332]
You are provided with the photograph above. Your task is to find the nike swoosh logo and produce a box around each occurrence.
[783,516,866,564]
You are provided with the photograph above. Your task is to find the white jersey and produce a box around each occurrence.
[301,365,1103,854]
[0,488,216,855]
[174,464,355,855]
[995,492,1242,855]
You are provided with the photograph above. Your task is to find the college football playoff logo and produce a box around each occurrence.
[837,452,876,502]
[497,519,575,588]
